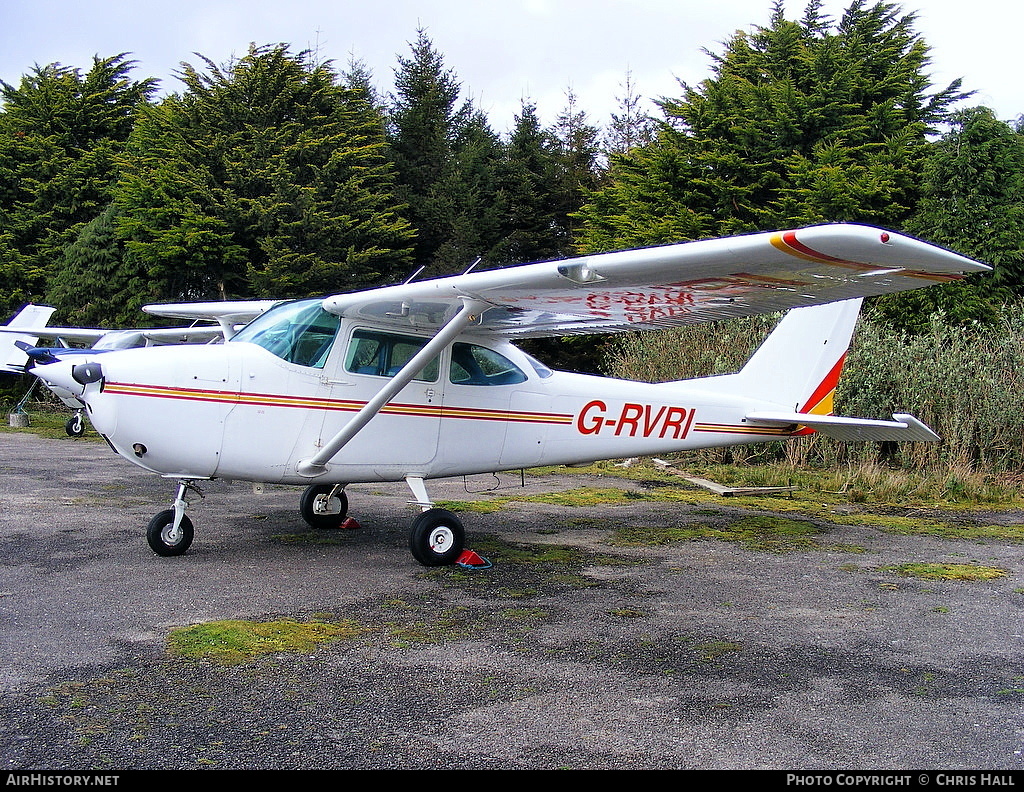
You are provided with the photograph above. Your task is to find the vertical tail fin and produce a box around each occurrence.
[2,304,57,372]
[681,298,939,442]
[712,298,862,414]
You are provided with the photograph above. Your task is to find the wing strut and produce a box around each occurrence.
[296,298,489,477]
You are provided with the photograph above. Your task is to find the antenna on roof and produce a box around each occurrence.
[402,265,426,285]
[462,256,483,275]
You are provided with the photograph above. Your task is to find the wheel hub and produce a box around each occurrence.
[162,523,183,545]
[313,494,334,515]
[428,525,454,553]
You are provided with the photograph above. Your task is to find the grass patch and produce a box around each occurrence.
[270,530,353,545]
[423,534,637,601]
[166,619,362,664]
[0,407,102,441]
[468,535,629,568]
[829,513,1024,541]
[383,607,480,646]
[375,599,554,647]
[884,563,1007,581]
[437,486,687,514]
[611,514,826,553]
[695,640,743,661]
[532,459,1024,509]
[524,463,1024,543]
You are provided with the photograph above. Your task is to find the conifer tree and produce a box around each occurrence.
[386,28,473,273]
[603,70,656,157]
[0,54,155,316]
[871,107,1024,330]
[575,0,969,252]
[48,204,135,326]
[432,109,506,273]
[489,101,563,266]
[549,89,603,252]
[114,44,414,303]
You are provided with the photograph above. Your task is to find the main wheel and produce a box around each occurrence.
[409,508,465,566]
[146,509,194,557]
[299,484,348,529]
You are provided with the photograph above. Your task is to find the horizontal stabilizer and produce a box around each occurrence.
[745,411,940,442]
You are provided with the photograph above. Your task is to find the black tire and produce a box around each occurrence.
[409,508,465,566]
[146,509,194,557]
[299,484,348,529]
[65,414,85,437]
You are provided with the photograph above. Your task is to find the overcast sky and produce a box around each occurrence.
[1,0,1020,133]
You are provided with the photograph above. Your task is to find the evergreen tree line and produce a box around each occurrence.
[2,1,1024,378]
[0,30,617,330]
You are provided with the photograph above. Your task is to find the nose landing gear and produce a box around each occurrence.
[64,411,85,437]
[146,480,202,556]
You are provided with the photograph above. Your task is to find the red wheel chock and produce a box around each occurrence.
[456,549,492,570]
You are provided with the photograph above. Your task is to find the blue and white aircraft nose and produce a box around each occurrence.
[34,358,103,399]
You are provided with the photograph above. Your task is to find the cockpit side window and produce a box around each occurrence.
[345,330,439,382]
[230,299,340,369]
[449,343,528,386]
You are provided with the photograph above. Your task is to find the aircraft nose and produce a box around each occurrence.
[35,359,103,397]
[72,361,104,385]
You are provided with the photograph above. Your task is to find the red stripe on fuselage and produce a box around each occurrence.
[102,381,573,426]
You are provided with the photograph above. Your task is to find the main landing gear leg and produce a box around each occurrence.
[146,480,200,557]
[405,476,464,567]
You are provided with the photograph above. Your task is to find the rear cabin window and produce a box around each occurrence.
[449,343,527,386]
[345,330,439,382]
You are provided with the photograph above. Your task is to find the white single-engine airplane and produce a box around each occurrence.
[2,301,276,434]
[21,224,988,565]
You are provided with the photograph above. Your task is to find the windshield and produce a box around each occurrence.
[230,299,340,368]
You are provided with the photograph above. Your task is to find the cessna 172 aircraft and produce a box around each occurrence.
[1,303,273,434]
[19,224,988,565]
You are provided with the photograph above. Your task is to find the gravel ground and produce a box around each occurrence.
[1,430,1023,770]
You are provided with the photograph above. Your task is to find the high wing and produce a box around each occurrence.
[142,299,281,339]
[0,324,226,347]
[320,224,989,338]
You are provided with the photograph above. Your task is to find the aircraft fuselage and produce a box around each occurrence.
[38,310,782,486]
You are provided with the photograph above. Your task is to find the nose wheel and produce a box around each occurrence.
[146,510,195,556]
[65,411,85,437]
[146,480,201,556]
